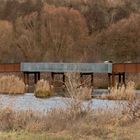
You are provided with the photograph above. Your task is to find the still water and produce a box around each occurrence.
[0,93,127,113]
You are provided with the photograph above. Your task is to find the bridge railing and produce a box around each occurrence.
[113,63,140,73]
[0,63,20,72]
[20,63,112,73]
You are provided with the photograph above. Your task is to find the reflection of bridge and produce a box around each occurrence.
[0,63,140,87]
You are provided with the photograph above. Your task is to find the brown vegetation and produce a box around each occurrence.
[65,73,92,100]
[34,79,53,98]
[0,75,25,94]
[101,81,136,100]
[93,13,140,62]
[0,0,139,62]
[0,86,140,139]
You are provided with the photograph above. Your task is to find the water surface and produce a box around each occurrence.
[0,93,126,113]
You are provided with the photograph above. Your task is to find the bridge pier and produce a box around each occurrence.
[122,72,126,86]
[34,72,40,84]
[23,72,40,85]
[80,73,94,87]
[108,72,126,88]
[23,72,29,85]
[50,72,94,87]
[116,72,126,87]
[51,72,65,85]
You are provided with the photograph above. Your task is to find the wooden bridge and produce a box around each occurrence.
[0,62,140,87]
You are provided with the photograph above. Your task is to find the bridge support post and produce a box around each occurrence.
[51,72,54,84]
[91,73,94,87]
[80,73,94,87]
[118,73,122,87]
[108,73,111,88]
[51,72,65,85]
[34,72,40,84]
[122,72,126,86]
[62,73,65,85]
[38,72,40,81]
[23,72,29,85]
[34,73,37,84]
[111,73,115,87]
[80,73,84,85]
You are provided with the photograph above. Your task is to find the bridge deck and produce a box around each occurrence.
[0,63,140,73]
[113,63,140,73]
[20,63,112,73]
[0,62,139,86]
[0,63,20,72]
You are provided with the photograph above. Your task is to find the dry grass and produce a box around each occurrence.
[34,79,54,98]
[0,75,25,94]
[65,73,92,100]
[0,74,140,139]
[0,99,140,139]
[101,81,136,100]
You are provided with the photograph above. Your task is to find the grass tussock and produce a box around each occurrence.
[101,81,136,100]
[0,75,25,94]
[34,79,53,98]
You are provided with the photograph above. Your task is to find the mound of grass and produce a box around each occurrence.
[0,75,25,94]
[34,79,53,98]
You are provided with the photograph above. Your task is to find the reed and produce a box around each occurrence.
[65,73,92,100]
[102,81,136,100]
[34,79,53,98]
[0,77,139,139]
[0,75,25,94]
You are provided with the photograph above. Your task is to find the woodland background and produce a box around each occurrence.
[0,0,139,63]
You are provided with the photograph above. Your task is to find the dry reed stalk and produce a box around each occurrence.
[101,81,136,100]
[0,75,25,94]
[117,98,140,125]
[65,73,92,101]
[63,73,93,123]
[34,79,53,98]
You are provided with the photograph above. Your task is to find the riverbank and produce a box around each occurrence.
[0,124,140,140]
[0,110,140,140]
[0,118,140,140]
